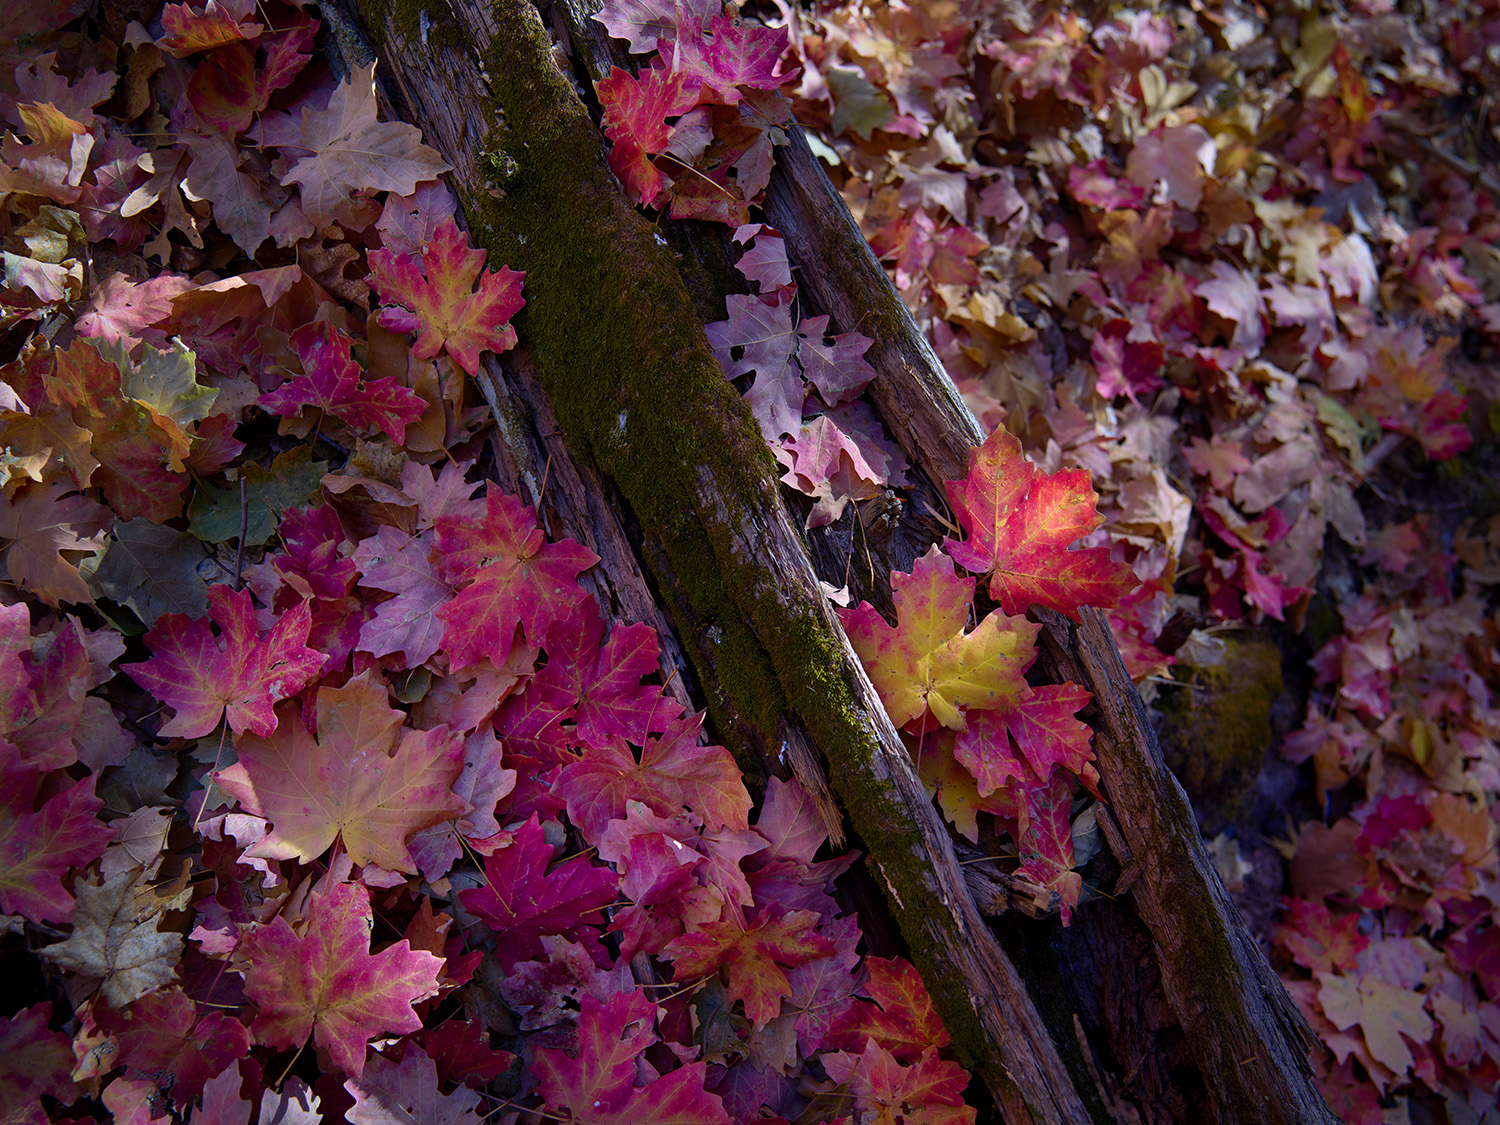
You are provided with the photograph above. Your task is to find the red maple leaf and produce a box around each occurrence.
[259,321,425,443]
[533,990,731,1125]
[952,683,1094,795]
[823,1038,976,1125]
[597,64,698,203]
[157,0,262,54]
[433,490,597,670]
[239,881,443,1077]
[0,1003,78,1120]
[825,956,951,1063]
[123,585,323,739]
[457,814,620,971]
[944,428,1137,619]
[532,598,679,751]
[988,771,1084,924]
[369,216,525,376]
[99,986,250,1105]
[215,671,464,873]
[838,545,1038,730]
[664,904,835,1027]
[0,743,110,923]
[554,712,752,842]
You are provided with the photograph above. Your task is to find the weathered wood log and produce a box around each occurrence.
[760,121,1335,1124]
[330,0,1094,1118]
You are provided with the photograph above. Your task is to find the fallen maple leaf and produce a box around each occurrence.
[239,881,443,1077]
[554,712,752,840]
[215,671,464,873]
[458,814,620,970]
[1316,969,1433,1078]
[0,743,111,923]
[123,584,323,739]
[944,428,1136,619]
[100,985,250,1105]
[825,956,951,1063]
[0,1003,78,1121]
[952,683,1094,794]
[839,545,1038,729]
[597,63,698,203]
[345,1044,482,1125]
[822,1038,977,1125]
[369,216,526,377]
[433,490,598,671]
[40,869,182,1007]
[259,320,425,443]
[0,481,111,606]
[533,989,731,1125]
[259,62,450,227]
[664,904,835,1027]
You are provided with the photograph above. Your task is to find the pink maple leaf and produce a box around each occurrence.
[352,526,450,667]
[345,1044,481,1125]
[705,290,802,440]
[554,712,752,842]
[369,216,525,377]
[239,881,443,1077]
[658,16,799,106]
[1091,318,1165,402]
[535,597,679,750]
[534,990,731,1125]
[458,814,620,970]
[259,321,425,443]
[433,490,598,670]
[0,744,111,923]
[952,683,1094,794]
[123,585,323,739]
[593,0,715,52]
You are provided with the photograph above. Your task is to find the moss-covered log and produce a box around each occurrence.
[759,118,1335,1125]
[321,0,1340,1119]
[327,0,1094,1118]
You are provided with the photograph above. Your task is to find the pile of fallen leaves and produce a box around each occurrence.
[3,0,1499,1121]
[771,0,1500,1118]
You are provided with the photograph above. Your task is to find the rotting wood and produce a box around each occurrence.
[326,0,1094,1117]
[760,120,1336,1124]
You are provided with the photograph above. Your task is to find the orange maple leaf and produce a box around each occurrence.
[838,545,1036,730]
[215,671,464,873]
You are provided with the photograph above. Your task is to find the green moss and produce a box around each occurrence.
[425,2,1025,1104]
[1156,633,1284,832]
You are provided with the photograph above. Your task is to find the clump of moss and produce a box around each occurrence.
[1156,633,1284,832]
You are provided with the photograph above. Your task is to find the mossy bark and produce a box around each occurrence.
[323,1,1336,1121]
[332,0,1091,1118]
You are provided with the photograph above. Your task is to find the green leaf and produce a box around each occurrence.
[108,338,218,427]
[827,67,894,141]
[84,517,210,627]
[187,446,327,545]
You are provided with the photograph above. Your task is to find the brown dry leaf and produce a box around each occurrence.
[40,869,182,1007]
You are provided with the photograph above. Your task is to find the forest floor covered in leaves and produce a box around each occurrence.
[1,0,1499,1122]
